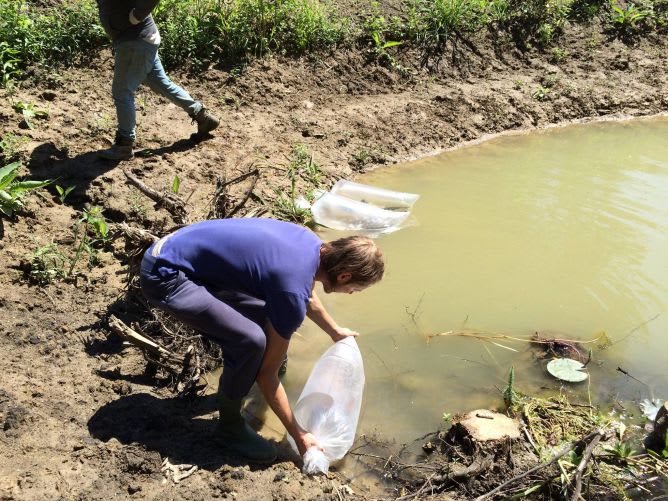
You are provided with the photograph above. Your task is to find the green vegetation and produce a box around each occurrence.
[0,0,105,79]
[12,100,49,129]
[0,133,27,162]
[23,207,109,285]
[0,161,51,217]
[55,184,75,204]
[68,206,108,275]
[26,241,68,285]
[503,365,519,408]
[270,144,323,225]
[1,0,664,78]
[171,174,181,195]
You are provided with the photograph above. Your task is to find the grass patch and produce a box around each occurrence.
[0,0,664,78]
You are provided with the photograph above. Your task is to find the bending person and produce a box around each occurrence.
[139,218,384,462]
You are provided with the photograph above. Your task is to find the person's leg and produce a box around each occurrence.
[144,53,201,116]
[139,260,276,461]
[144,53,220,135]
[99,40,155,160]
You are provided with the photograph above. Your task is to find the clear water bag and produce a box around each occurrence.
[311,192,410,231]
[288,337,365,474]
[330,179,419,209]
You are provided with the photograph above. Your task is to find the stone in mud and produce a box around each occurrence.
[2,406,29,431]
[453,410,520,442]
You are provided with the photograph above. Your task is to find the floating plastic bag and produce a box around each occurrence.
[330,179,419,209]
[307,180,419,233]
[288,337,365,474]
[311,192,410,232]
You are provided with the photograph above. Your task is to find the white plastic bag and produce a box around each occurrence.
[288,337,365,474]
[311,192,410,232]
[330,179,419,209]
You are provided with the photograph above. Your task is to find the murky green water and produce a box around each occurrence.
[210,117,668,480]
[286,116,668,439]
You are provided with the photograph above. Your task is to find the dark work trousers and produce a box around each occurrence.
[139,249,267,400]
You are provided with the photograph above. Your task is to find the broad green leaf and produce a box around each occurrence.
[11,180,52,193]
[546,358,588,382]
[171,175,181,194]
[383,41,402,49]
[0,189,13,202]
[95,219,108,238]
[0,162,21,188]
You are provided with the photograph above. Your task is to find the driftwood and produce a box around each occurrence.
[475,429,604,501]
[124,170,188,224]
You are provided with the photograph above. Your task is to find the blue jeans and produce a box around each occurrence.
[112,39,203,141]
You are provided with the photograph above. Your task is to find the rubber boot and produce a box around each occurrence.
[216,391,277,463]
[192,107,220,136]
[98,133,134,161]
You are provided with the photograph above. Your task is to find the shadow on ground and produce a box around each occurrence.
[26,136,208,211]
[87,386,294,471]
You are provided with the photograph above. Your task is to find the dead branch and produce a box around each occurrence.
[226,170,260,218]
[108,314,184,366]
[208,168,260,219]
[475,429,604,501]
[571,430,604,501]
[124,170,188,224]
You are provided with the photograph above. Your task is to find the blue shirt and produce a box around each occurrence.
[154,218,322,339]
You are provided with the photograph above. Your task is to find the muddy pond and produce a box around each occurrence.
[211,117,668,472]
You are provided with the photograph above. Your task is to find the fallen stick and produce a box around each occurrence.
[570,430,604,501]
[108,315,183,365]
[124,170,188,224]
[475,430,603,501]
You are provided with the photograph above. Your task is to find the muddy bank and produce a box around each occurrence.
[1,18,667,501]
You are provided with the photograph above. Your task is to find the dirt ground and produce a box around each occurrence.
[1,18,667,501]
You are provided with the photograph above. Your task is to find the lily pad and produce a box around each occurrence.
[546,358,589,382]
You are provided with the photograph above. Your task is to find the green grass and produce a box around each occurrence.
[0,0,663,79]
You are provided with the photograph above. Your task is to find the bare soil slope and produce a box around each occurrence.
[1,22,667,500]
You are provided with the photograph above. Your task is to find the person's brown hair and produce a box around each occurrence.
[320,236,384,286]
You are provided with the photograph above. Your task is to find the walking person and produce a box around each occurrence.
[96,0,219,161]
[139,218,384,462]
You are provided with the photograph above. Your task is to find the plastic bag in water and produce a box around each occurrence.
[330,179,419,209]
[288,338,365,474]
[309,180,419,233]
[311,192,410,232]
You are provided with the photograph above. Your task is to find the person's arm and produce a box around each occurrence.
[129,0,160,24]
[255,322,322,456]
[306,289,359,342]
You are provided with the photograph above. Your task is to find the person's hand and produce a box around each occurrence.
[330,326,359,342]
[295,430,323,456]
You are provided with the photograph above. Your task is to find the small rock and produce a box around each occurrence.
[127,484,141,495]
[302,100,314,109]
[41,91,57,101]
[112,381,132,396]
[3,406,28,431]
[230,469,244,480]
[422,441,436,453]
[452,409,520,442]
